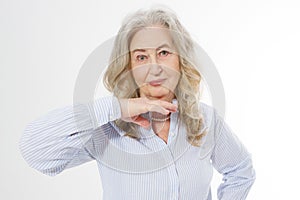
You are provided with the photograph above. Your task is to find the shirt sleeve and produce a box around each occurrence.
[19,96,121,177]
[211,109,256,199]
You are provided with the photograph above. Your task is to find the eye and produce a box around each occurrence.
[136,55,148,62]
[158,50,170,57]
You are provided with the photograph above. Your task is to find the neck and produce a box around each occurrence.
[150,112,170,122]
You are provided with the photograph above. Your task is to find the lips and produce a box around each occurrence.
[148,79,166,86]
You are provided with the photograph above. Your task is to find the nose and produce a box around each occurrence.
[149,54,162,75]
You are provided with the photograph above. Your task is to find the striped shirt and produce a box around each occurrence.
[19,96,255,200]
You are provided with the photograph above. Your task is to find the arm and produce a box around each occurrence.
[211,110,256,199]
[19,96,121,177]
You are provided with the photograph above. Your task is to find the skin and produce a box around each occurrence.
[129,26,181,103]
[119,26,181,140]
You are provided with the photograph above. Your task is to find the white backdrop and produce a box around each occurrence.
[1,0,299,199]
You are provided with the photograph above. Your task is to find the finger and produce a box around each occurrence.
[157,100,178,112]
[147,104,170,115]
[147,100,177,114]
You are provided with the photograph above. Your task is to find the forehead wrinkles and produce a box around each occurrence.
[129,27,176,51]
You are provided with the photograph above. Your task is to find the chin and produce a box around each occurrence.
[149,88,169,96]
[150,91,175,101]
[140,86,175,100]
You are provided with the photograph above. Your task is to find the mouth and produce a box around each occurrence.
[148,79,166,86]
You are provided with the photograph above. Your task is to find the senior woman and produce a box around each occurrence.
[19,7,255,200]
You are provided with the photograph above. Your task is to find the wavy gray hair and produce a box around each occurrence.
[103,7,207,146]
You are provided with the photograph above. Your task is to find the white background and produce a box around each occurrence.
[1,0,300,199]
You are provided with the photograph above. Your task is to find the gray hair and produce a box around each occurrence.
[103,7,207,146]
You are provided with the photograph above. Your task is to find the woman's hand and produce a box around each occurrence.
[118,97,177,128]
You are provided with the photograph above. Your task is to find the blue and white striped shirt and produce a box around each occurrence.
[19,96,255,200]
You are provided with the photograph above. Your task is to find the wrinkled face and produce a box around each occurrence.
[129,26,181,102]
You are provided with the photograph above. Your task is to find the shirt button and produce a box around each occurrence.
[170,132,175,137]
[109,115,114,121]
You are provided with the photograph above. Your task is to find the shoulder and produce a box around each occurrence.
[199,101,215,115]
[199,102,218,130]
[196,102,220,158]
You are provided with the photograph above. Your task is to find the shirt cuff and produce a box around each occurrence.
[87,96,121,129]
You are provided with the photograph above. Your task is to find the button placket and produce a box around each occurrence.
[166,147,180,200]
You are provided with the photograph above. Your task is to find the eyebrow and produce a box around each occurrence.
[131,43,172,54]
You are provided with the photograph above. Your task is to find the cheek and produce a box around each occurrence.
[173,57,180,71]
[131,66,148,85]
[164,56,180,71]
[165,60,181,77]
